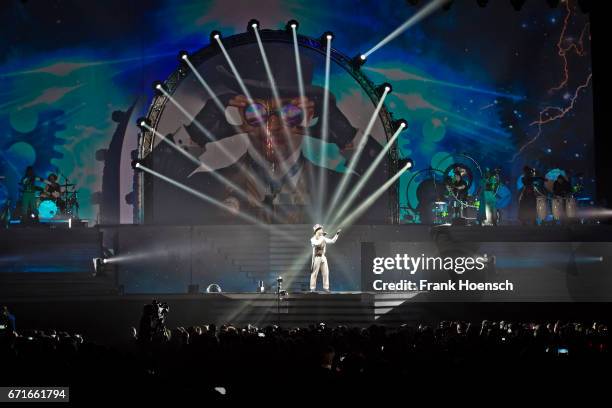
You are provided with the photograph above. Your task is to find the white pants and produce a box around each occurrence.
[310,255,329,291]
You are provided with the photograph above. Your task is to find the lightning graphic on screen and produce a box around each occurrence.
[513,0,592,161]
[549,0,590,93]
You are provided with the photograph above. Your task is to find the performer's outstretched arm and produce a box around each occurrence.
[324,229,341,244]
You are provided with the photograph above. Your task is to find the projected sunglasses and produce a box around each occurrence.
[244,102,305,127]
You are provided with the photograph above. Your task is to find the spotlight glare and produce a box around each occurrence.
[321,31,334,43]
[131,159,144,170]
[394,119,408,130]
[210,30,221,43]
[136,117,150,130]
[399,157,414,169]
[247,19,260,32]
[376,82,393,96]
[152,80,164,95]
[177,50,189,62]
[351,54,367,69]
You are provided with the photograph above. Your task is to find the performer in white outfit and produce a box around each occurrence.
[310,224,341,292]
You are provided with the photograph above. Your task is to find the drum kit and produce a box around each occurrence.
[0,172,81,223]
[536,187,579,224]
[34,178,80,220]
[399,157,591,226]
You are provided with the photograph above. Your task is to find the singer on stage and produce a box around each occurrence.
[310,224,341,293]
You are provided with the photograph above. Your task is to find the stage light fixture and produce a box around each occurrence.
[209,30,221,44]
[394,119,408,130]
[131,159,144,170]
[376,82,393,97]
[247,19,260,33]
[510,0,526,11]
[351,54,367,69]
[546,0,559,7]
[398,157,414,169]
[286,19,299,31]
[320,31,334,45]
[443,0,453,11]
[476,0,489,7]
[136,117,150,130]
[92,257,104,277]
[177,50,189,62]
[152,80,165,95]
[406,0,420,5]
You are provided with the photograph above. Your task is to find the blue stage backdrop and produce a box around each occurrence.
[0,0,593,224]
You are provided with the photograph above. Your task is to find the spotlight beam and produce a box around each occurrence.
[253,27,298,157]
[141,123,288,224]
[329,161,412,230]
[362,0,447,59]
[158,87,217,144]
[325,87,390,223]
[364,67,525,101]
[180,55,284,173]
[182,55,226,113]
[292,24,318,221]
[253,26,316,221]
[317,34,333,219]
[215,36,291,174]
[158,86,255,164]
[137,163,300,243]
[329,125,404,226]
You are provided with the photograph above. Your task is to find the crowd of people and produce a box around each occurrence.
[1,303,608,401]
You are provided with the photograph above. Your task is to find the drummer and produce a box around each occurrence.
[41,173,65,212]
[41,173,61,199]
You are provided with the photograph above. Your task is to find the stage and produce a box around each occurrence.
[2,222,612,301]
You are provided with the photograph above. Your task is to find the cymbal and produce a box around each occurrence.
[61,183,77,187]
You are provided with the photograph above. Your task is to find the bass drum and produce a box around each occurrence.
[38,199,58,220]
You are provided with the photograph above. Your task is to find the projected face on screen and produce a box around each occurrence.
[146,41,389,225]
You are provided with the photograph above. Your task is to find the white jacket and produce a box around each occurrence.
[310,233,339,270]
